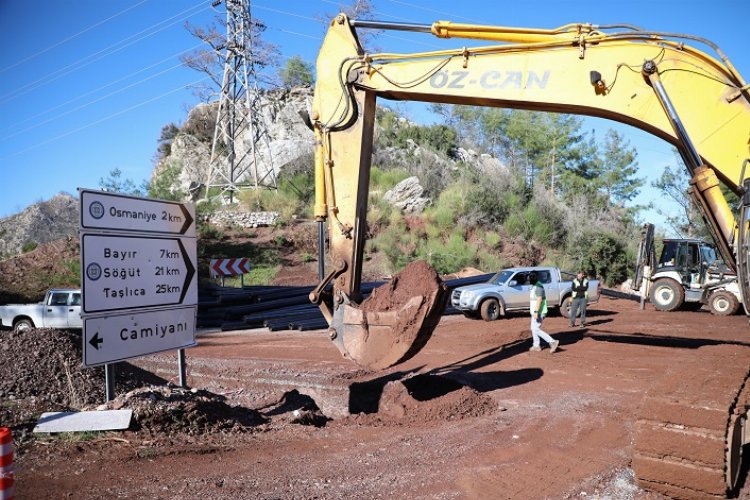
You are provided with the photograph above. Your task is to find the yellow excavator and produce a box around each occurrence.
[309,14,750,497]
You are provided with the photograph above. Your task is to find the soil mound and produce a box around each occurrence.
[1,329,105,407]
[102,386,267,436]
[0,328,267,451]
[347,376,497,426]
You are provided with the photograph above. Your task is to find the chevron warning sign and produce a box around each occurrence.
[210,258,252,277]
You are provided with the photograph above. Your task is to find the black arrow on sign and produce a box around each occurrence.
[179,204,194,234]
[89,332,103,350]
[178,238,195,304]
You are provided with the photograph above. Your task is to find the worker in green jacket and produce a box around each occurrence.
[528,271,560,353]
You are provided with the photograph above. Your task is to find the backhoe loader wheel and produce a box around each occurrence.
[649,278,684,311]
[480,298,501,321]
[708,290,740,316]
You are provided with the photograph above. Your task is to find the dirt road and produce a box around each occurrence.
[14,296,750,498]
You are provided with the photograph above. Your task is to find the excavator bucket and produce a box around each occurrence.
[332,261,448,371]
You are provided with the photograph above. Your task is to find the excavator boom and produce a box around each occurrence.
[311,14,750,496]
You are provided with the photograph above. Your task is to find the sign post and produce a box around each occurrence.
[79,189,199,399]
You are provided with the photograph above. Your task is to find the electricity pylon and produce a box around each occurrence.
[204,0,276,204]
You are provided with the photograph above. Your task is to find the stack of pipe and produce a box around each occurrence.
[197,274,493,333]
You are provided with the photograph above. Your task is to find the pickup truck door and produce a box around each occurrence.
[538,270,560,304]
[44,291,73,328]
[506,271,531,309]
[68,292,82,328]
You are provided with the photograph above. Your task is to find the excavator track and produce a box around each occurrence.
[633,344,750,498]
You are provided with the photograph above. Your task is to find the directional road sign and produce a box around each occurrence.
[82,233,197,313]
[83,306,197,367]
[80,189,196,236]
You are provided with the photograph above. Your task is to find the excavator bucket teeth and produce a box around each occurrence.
[336,260,448,370]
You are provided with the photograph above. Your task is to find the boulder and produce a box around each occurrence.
[383,177,430,213]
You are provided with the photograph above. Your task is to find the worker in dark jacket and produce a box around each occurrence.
[569,270,589,328]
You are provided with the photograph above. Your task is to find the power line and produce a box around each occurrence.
[0,77,210,161]
[0,1,210,106]
[0,0,444,148]
[0,42,205,136]
[383,0,481,23]
[0,2,462,163]
[0,60,197,142]
[0,0,151,74]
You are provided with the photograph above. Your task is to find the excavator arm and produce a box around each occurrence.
[310,17,750,496]
[311,13,750,369]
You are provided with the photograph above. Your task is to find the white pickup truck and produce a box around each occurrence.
[0,289,82,333]
[450,266,600,321]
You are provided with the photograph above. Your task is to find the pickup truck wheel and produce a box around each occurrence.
[649,278,684,312]
[708,290,740,316]
[560,296,573,319]
[13,318,34,334]
[480,298,501,321]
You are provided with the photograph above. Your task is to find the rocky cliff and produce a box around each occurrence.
[0,193,79,258]
[152,86,315,198]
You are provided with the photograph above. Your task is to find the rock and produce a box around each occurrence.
[209,211,279,228]
[383,177,430,214]
[153,87,314,197]
[0,193,78,258]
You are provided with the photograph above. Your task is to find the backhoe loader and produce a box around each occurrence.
[310,14,750,497]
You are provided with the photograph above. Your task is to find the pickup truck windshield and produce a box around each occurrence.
[489,270,514,285]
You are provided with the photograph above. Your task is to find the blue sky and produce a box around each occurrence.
[0,0,747,234]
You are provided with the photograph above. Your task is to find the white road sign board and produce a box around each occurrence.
[83,306,197,367]
[80,189,196,236]
[82,233,197,313]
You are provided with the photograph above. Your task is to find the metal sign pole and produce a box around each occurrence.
[105,364,115,401]
[178,349,187,387]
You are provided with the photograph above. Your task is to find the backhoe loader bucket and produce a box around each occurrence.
[332,261,448,371]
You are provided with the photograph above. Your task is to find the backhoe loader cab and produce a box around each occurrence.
[635,223,742,314]
[657,238,719,281]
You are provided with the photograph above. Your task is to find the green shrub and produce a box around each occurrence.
[21,241,37,253]
[476,249,506,272]
[370,166,410,191]
[426,181,473,232]
[503,203,561,247]
[240,188,301,224]
[580,231,631,286]
[148,160,185,201]
[371,219,417,271]
[198,224,225,240]
[368,197,395,230]
[274,234,290,246]
[418,229,475,275]
[482,231,502,249]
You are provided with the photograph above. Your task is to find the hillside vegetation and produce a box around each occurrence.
[226,105,644,286]
[0,93,652,302]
